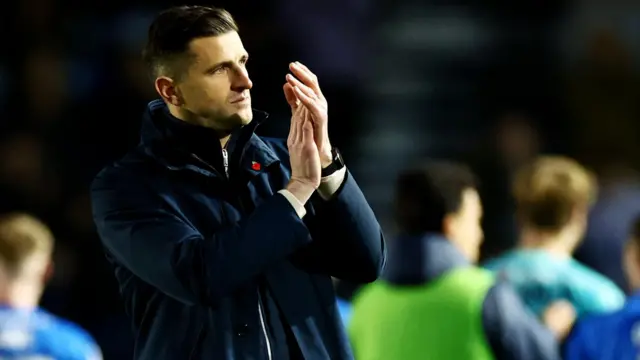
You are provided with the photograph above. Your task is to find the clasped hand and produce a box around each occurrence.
[285,62,332,198]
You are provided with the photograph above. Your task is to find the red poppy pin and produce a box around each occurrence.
[251,161,261,171]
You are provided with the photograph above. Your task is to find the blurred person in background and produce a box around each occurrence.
[348,161,569,360]
[485,156,624,318]
[574,162,640,293]
[565,28,640,292]
[564,214,640,359]
[0,133,59,215]
[91,5,384,360]
[0,213,101,359]
[471,112,542,262]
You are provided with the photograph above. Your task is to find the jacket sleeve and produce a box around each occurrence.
[482,283,561,360]
[91,167,313,306]
[291,170,386,283]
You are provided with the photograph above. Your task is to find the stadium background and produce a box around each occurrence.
[2,0,640,358]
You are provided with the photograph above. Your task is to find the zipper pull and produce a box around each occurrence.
[221,149,229,178]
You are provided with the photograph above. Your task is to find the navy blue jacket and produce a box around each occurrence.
[383,235,560,360]
[91,100,386,360]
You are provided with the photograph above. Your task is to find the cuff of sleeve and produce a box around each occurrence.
[317,167,347,200]
[278,190,307,218]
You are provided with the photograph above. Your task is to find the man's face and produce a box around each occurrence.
[624,240,640,290]
[446,189,484,263]
[175,31,253,130]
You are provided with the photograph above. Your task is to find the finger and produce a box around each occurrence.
[286,74,317,101]
[295,62,322,91]
[290,62,315,83]
[295,62,316,78]
[297,62,324,98]
[289,62,323,97]
[293,86,319,112]
[283,83,300,110]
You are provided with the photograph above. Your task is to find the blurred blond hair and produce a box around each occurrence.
[0,213,53,277]
[513,156,596,233]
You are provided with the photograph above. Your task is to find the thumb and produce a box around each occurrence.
[283,83,299,110]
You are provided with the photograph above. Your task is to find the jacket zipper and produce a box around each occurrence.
[220,148,271,359]
[221,149,229,178]
[257,290,273,360]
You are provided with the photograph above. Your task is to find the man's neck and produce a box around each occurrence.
[168,105,231,148]
[220,135,231,148]
[518,227,577,258]
[0,282,41,309]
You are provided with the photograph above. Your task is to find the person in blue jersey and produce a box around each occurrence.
[0,213,101,360]
[485,156,625,318]
[564,215,640,359]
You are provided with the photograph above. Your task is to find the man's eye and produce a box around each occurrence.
[210,67,226,75]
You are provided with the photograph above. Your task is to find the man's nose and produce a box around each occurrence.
[231,67,253,91]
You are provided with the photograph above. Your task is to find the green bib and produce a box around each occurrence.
[348,267,495,360]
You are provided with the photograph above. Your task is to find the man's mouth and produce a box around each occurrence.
[230,96,250,104]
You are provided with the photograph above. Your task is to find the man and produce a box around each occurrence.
[0,213,101,359]
[348,161,569,360]
[575,165,640,292]
[564,215,640,359]
[485,156,624,318]
[90,5,385,360]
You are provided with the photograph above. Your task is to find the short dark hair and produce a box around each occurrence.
[142,6,239,79]
[395,161,477,235]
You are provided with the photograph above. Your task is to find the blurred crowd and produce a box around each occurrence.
[1,0,640,359]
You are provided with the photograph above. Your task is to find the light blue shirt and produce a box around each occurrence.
[0,305,101,359]
[484,250,625,318]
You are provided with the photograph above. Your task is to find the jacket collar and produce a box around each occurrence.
[140,99,278,179]
[382,233,470,285]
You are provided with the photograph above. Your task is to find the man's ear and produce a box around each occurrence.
[442,213,456,240]
[42,261,54,284]
[155,76,181,106]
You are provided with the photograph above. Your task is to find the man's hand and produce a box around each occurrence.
[286,104,322,205]
[283,62,333,168]
[541,300,576,340]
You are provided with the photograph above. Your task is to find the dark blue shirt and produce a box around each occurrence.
[565,292,640,359]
